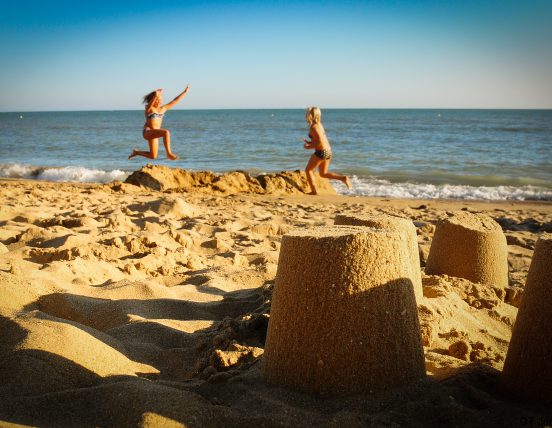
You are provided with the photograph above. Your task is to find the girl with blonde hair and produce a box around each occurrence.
[303,107,351,194]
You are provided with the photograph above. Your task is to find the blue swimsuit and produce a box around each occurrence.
[143,112,165,136]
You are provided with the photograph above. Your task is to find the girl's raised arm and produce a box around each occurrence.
[163,84,191,110]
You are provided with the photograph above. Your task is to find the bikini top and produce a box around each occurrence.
[146,112,164,120]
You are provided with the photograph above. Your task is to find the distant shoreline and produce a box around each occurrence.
[2,107,552,114]
[2,110,550,200]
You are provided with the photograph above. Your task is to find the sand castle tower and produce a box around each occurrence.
[425,212,508,287]
[334,213,423,302]
[502,235,552,404]
[262,226,425,396]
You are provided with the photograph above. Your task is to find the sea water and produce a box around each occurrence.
[0,109,551,200]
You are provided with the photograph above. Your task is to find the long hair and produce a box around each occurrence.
[142,91,157,105]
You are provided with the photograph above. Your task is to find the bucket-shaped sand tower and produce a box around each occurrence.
[262,226,425,396]
[502,235,552,404]
[334,213,423,302]
[425,212,508,287]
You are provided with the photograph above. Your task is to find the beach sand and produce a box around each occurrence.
[1,167,551,427]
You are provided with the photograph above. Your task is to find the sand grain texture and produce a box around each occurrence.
[0,174,551,427]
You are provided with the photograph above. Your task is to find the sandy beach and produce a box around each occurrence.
[1,167,551,427]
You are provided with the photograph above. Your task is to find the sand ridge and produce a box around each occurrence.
[1,176,552,426]
[124,164,337,195]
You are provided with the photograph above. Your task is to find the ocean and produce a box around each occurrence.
[1,109,551,200]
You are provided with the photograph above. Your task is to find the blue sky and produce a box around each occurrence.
[1,0,551,111]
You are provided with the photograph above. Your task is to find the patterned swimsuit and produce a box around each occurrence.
[143,112,165,137]
[314,149,332,160]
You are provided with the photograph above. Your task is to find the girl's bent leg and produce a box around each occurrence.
[305,155,322,195]
[160,130,178,160]
[128,149,156,159]
[128,139,159,159]
[141,128,178,160]
[319,160,351,189]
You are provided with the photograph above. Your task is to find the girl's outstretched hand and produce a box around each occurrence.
[184,84,191,93]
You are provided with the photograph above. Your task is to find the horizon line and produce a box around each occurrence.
[2,107,552,114]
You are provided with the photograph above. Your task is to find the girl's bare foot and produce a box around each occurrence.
[128,148,138,160]
[167,153,179,161]
[307,190,318,195]
[344,176,351,190]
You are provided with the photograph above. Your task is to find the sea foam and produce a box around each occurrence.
[0,163,129,184]
[334,176,552,201]
[1,163,551,201]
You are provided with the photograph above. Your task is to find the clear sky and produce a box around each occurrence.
[1,0,551,111]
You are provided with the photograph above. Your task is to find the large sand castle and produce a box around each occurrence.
[263,226,425,395]
[334,213,423,301]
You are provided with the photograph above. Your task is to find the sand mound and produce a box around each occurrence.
[1,379,233,427]
[0,311,158,397]
[135,196,199,218]
[0,272,54,316]
[124,164,336,195]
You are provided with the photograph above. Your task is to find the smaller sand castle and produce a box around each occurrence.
[425,212,508,287]
[502,235,552,404]
[262,226,425,395]
[334,213,423,302]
